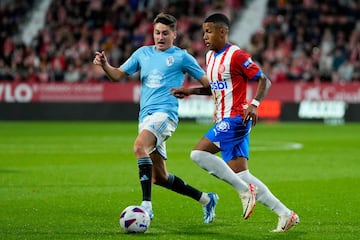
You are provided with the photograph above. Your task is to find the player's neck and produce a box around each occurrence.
[214,42,231,54]
[155,45,173,52]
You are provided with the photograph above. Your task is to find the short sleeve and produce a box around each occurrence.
[120,48,141,75]
[181,50,205,81]
[233,50,262,81]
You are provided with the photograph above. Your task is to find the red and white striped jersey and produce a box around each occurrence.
[206,43,262,122]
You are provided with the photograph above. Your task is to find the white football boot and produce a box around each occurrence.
[272,211,300,232]
[240,183,256,219]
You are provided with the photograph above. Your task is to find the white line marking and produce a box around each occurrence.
[251,142,303,151]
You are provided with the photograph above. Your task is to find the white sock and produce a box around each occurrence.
[237,170,292,216]
[141,200,152,209]
[199,192,210,206]
[191,150,249,192]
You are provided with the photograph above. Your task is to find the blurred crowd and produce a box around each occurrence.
[248,0,360,83]
[0,0,359,83]
[0,0,239,82]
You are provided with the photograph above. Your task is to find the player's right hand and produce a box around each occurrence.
[93,51,107,66]
[243,105,258,127]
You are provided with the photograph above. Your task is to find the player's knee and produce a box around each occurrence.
[152,174,167,186]
[133,142,146,157]
[190,150,204,164]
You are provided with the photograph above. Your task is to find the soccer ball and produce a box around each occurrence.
[119,205,150,233]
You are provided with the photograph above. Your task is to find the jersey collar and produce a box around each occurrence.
[153,45,175,53]
[214,42,231,57]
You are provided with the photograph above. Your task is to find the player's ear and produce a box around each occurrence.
[220,27,228,39]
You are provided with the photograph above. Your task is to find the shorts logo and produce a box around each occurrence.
[216,121,230,132]
[242,57,253,68]
[210,80,228,90]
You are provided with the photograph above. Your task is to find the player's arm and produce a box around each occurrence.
[170,75,211,98]
[93,51,127,82]
[243,73,272,126]
[253,73,271,103]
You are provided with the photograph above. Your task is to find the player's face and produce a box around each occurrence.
[202,22,226,52]
[153,23,176,51]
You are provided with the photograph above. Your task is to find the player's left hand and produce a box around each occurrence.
[243,105,258,127]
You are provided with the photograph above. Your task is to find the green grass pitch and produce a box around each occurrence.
[0,121,359,240]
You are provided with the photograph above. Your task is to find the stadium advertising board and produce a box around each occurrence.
[298,101,347,119]
[0,82,359,103]
[249,82,360,103]
[1,82,359,121]
[0,82,360,103]
[0,82,140,103]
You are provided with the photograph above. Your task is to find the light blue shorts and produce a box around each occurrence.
[139,112,177,159]
[205,116,251,162]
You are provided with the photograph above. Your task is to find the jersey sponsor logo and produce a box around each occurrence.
[242,57,253,68]
[146,69,164,88]
[166,56,174,66]
[210,80,228,90]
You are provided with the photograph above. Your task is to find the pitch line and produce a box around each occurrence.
[251,141,303,151]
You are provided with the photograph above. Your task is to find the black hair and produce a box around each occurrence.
[153,13,177,31]
[204,13,230,29]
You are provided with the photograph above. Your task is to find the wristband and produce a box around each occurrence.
[251,99,260,107]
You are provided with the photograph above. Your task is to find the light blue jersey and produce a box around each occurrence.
[120,46,205,124]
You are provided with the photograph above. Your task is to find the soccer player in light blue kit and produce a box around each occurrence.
[93,13,231,223]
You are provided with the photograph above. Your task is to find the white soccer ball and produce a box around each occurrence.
[119,205,150,233]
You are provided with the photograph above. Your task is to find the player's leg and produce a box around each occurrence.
[137,112,218,223]
[151,146,219,223]
[191,118,257,219]
[150,150,204,199]
[236,167,299,232]
[135,112,174,215]
[228,135,299,231]
[234,163,292,215]
[133,129,157,219]
[191,137,250,193]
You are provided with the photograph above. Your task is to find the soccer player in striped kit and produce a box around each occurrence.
[171,13,299,232]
